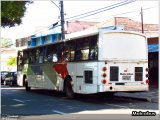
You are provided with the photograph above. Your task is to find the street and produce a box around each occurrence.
[1,85,158,117]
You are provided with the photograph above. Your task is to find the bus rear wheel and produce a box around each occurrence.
[25,81,31,92]
[65,78,75,99]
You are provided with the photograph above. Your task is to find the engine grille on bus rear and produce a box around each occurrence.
[84,71,93,84]
[110,66,119,81]
[135,67,143,81]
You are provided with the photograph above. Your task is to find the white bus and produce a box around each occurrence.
[17,28,149,98]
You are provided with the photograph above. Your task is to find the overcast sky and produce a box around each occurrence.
[1,0,159,41]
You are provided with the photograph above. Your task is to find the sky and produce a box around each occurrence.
[1,0,159,42]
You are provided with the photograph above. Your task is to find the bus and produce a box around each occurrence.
[17,28,149,98]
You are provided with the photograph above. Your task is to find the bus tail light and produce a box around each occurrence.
[146,68,149,72]
[102,79,107,84]
[146,74,149,78]
[103,67,107,71]
[103,73,107,78]
[108,82,112,84]
[146,79,149,84]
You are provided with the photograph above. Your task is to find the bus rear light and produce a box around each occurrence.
[102,79,107,84]
[103,73,107,78]
[102,67,107,71]
[146,79,149,84]
[146,74,149,78]
[108,82,112,84]
[146,68,149,72]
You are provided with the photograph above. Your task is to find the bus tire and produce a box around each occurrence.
[25,81,31,92]
[65,78,75,99]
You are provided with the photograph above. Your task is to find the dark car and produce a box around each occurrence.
[4,72,17,86]
[1,71,9,85]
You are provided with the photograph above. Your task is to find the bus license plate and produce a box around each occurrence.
[122,76,131,80]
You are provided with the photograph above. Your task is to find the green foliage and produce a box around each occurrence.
[1,38,13,48]
[1,1,32,28]
[7,57,17,66]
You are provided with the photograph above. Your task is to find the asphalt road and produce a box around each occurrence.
[1,85,158,117]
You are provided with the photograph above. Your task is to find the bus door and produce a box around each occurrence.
[17,51,23,71]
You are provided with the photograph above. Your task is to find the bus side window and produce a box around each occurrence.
[52,54,58,62]
[89,35,98,60]
[70,51,75,61]
[39,48,44,63]
[76,38,90,61]
[63,49,70,62]
[76,50,82,61]
[90,49,98,60]
[81,49,89,60]
[29,50,36,64]
[36,49,40,63]
[66,40,75,62]
[45,45,54,63]
[23,51,29,64]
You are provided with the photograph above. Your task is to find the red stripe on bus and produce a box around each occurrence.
[53,63,69,79]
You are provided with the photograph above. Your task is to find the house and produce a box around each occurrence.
[0,48,17,72]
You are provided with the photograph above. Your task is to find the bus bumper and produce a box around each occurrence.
[98,84,149,92]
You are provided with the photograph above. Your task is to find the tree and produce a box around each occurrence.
[7,57,17,66]
[1,1,32,28]
[1,38,13,48]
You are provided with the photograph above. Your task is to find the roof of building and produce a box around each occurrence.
[90,17,159,32]
[66,20,99,33]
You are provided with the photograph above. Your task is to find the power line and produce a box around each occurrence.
[65,0,136,20]
[65,0,129,20]
[112,5,158,16]
[50,0,60,10]
[30,0,136,35]
[82,5,158,21]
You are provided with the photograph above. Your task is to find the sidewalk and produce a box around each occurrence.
[115,85,159,103]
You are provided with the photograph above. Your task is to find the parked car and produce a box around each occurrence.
[1,71,9,85]
[4,72,17,86]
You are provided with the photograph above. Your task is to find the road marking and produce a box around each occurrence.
[11,104,25,107]
[13,99,25,103]
[52,110,65,115]
[105,103,129,109]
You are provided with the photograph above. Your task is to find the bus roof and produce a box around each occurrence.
[22,28,146,51]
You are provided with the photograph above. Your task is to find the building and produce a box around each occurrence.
[0,48,17,72]
[66,21,98,33]
[148,37,159,87]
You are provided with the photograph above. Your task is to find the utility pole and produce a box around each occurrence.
[60,0,65,39]
[141,7,144,33]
